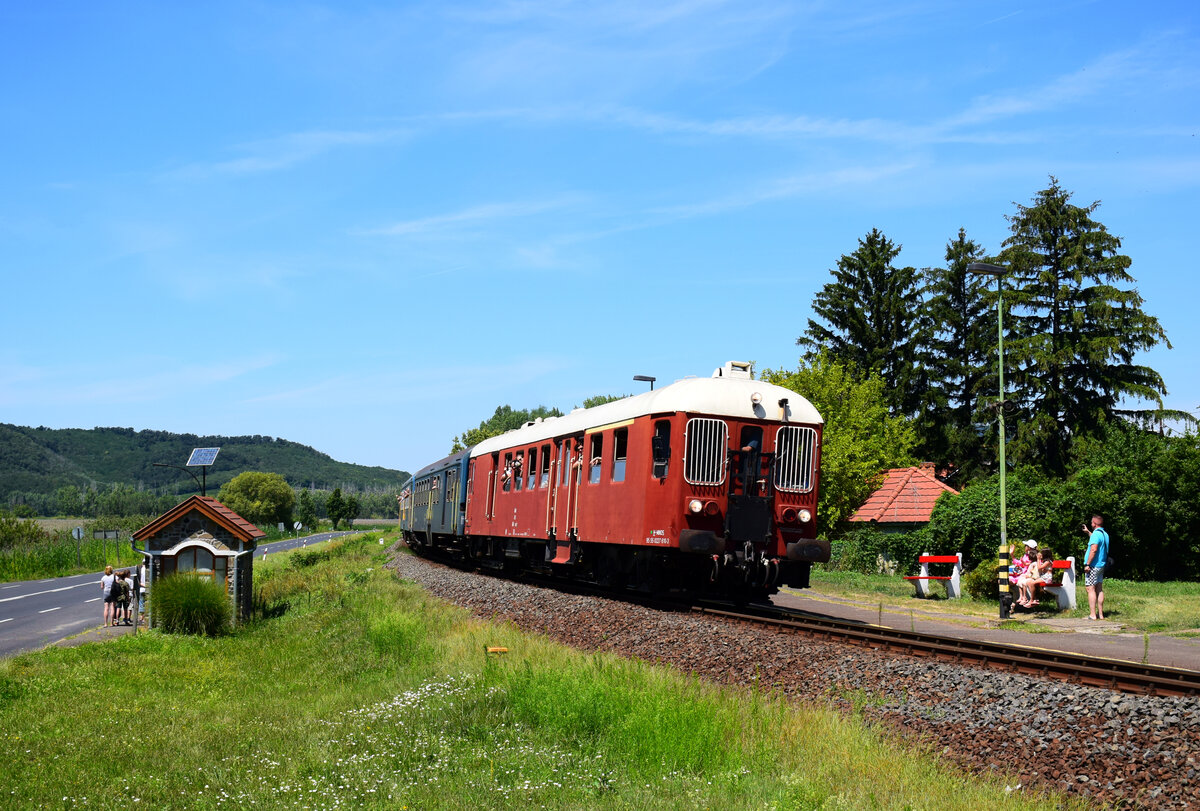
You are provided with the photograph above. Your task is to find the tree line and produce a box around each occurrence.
[782,177,1197,580]
[798,177,1184,480]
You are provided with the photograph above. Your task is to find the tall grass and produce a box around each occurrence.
[0,536,1082,809]
[0,533,141,581]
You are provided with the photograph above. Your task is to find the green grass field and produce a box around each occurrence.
[0,534,1087,810]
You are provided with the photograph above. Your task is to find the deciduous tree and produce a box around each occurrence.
[761,353,917,536]
[216,472,295,527]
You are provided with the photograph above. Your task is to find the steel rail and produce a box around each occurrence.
[694,603,1200,697]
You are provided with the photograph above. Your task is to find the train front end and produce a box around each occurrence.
[667,362,827,597]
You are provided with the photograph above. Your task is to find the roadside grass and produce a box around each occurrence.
[0,537,1082,810]
[809,568,1200,634]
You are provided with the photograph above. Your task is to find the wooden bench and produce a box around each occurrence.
[1024,556,1077,610]
[903,553,962,599]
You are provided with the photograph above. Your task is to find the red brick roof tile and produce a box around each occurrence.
[133,495,266,543]
[848,465,959,525]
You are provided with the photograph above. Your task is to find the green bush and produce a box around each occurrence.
[151,574,232,635]
[962,562,1001,600]
[825,525,930,575]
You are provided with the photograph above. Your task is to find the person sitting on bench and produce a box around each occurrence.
[1017,549,1053,607]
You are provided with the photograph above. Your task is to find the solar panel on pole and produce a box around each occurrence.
[187,448,220,467]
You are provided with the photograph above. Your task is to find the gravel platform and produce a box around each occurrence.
[386,547,1200,809]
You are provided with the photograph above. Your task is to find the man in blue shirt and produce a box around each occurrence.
[1081,514,1110,620]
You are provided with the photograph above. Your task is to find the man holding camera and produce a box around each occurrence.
[1081,514,1110,620]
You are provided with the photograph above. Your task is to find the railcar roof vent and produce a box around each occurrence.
[712,361,752,380]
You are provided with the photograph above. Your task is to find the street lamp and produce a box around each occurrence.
[633,374,656,391]
[967,261,1012,618]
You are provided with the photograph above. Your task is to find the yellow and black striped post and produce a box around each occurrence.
[997,546,1012,619]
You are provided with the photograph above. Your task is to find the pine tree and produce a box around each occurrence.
[797,228,928,416]
[921,228,994,474]
[998,177,1170,475]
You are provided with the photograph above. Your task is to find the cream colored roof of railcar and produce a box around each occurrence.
[470,376,822,457]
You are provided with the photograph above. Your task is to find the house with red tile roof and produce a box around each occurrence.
[848,463,959,530]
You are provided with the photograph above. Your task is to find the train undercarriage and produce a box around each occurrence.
[403,529,812,603]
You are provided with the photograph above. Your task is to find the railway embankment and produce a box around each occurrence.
[389,548,1200,809]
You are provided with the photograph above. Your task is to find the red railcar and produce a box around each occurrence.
[402,361,826,599]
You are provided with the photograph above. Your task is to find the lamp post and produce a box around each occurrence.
[967,261,1012,618]
[153,462,205,496]
[633,374,656,391]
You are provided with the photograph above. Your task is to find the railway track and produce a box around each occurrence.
[413,550,1200,697]
[695,601,1200,697]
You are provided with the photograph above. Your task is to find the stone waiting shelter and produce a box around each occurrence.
[132,495,265,623]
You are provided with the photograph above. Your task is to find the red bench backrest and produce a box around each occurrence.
[917,555,960,564]
[1049,560,1072,569]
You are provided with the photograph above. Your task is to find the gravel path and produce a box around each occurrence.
[387,547,1200,809]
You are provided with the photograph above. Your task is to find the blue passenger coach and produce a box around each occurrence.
[399,449,471,549]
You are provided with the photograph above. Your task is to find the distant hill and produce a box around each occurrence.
[0,424,410,501]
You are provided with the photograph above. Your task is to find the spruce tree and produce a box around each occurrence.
[921,228,994,475]
[998,177,1170,475]
[797,228,928,417]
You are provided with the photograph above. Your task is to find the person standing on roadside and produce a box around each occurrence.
[100,565,116,627]
[1081,514,1110,620]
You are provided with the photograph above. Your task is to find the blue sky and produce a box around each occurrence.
[3,1,1198,474]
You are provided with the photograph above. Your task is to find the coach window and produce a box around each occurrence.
[540,444,551,487]
[527,447,538,490]
[589,434,603,484]
[559,442,570,486]
[503,453,513,492]
[652,420,671,479]
[612,428,627,482]
[514,450,524,491]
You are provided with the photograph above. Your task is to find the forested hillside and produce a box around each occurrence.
[0,424,409,504]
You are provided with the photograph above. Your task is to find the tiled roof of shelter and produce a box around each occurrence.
[848,464,959,525]
[133,495,266,542]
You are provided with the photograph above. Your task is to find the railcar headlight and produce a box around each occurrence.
[703,500,719,516]
[798,509,812,523]
[688,499,703,514]
[751,391,763,405]
[782,508,797,523]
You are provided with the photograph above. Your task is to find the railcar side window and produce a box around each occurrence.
[527,447,538,490]
[612,428,627,482]
[559,442,569,486]
[652,420,671,479]
[540,444,551,487]
[684,418,728,485]
[774,426,818,492]
[503,453,513,492]
[589,434,603,484]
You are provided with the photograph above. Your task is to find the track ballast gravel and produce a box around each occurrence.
[386,548,1200,809]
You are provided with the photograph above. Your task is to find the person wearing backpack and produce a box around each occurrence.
[115,571,132,626]
[1081,514,1110,620]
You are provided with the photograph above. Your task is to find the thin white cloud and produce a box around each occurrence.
[164,128,410,180]
[361,196,583,237]
[0,355,281,408]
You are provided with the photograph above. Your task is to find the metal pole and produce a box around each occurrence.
[997,280,1011,618]
[968,262,1012,619]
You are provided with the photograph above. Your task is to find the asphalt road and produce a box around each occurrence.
[0,531,361,658]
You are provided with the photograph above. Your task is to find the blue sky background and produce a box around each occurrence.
[3,1,1198,474]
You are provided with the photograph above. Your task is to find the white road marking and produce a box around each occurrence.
[0,581,97,604]
[1,585,19,590]
[39,607,62,614]
[85,597,101,603]
[0,618,12,623]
